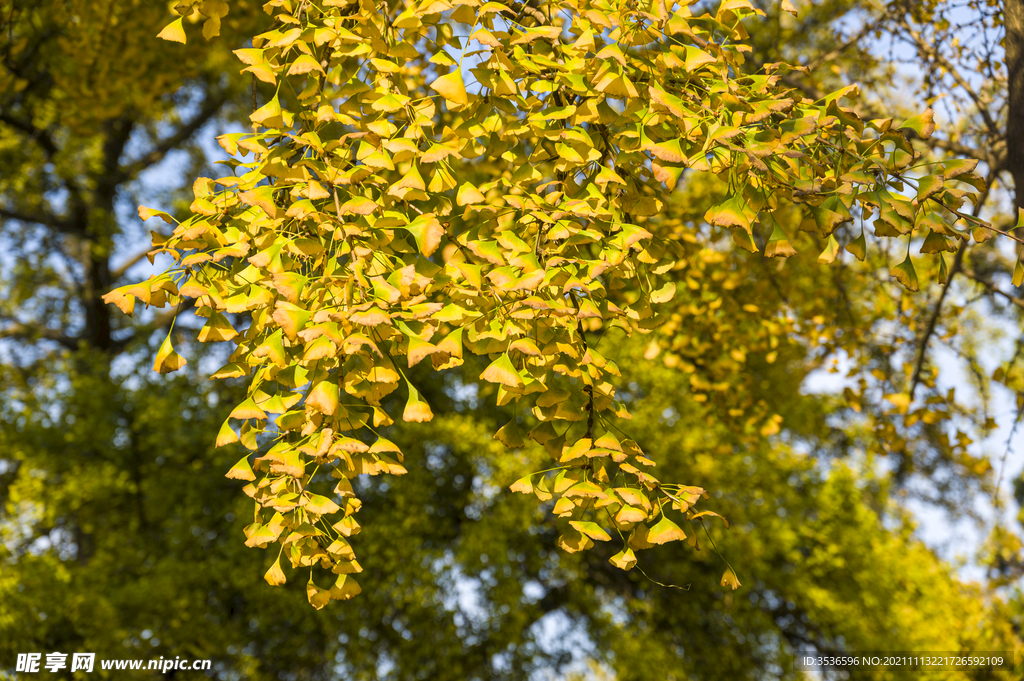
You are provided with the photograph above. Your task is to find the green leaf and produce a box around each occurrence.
[494,419,525,449]
[845,231,867,262]
[897,108,935,139]
[763,219,796,258]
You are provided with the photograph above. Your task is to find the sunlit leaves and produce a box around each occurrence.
[153,335,186,373]
[108,0,999,605]
[429,72,468,107]
[156,17,187,44]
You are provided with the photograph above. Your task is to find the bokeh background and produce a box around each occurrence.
[1,0,1023,679]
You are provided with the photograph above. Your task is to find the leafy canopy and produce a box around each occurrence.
[105,0,998,606]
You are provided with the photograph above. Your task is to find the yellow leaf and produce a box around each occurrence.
[225,455,255,481]
[305,494,340,515]
[721,567,741,590]
[479,354,524,389]
[609,547,637,570]
[569,521,612,541]
[217,421,240,448]
[288,54,325,76]
[456,182,486,206]
[307,577,331,610]
[329,574,361,600]
[647,515,686,544]
[138,205,173,224]
[307,380,339,415]
[153,334,186,373]
[429,71,468,107]
[229,397,267,421]
[509,475,534,494]
[197,312,238,342]
[156,17,187,44]
[403,383,433,422]
[264,556,287,586]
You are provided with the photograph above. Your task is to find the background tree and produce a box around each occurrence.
[1,0,1022,680]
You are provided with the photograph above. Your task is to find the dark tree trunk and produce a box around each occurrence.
[1006,0,1024,209]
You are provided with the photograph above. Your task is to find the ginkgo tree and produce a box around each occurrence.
[103,0,1001,607]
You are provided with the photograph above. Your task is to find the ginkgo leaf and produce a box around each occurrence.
[890,254,920,292]
[817,234,840,263]
[569,521,612,541]
[763,221,796,258]
[898,108,935,139]
[721,567,742,590]
[494,419,525,448]
[609,547,637,571]
[198,312,238,342]
[250,93,283,127]
[305,494,340,514]
[156,17,187,43]
[647,515,686,544]
[403,383,433,422]
[429,71,468,106]
[307,577,331,610]
[684,45,716,71]
[153,334,186,373]
[329,575,361,601]
[456,182,486,206]
[509,475,533,494]
[230,398,267,421]
[845,231,867,262]
[480,354,524,389]
[264,556,287,586]
[138,205,174,224]
[217,420,240,448]
[405,213,444,257]
[226,455,255,481]
[307,380,339,415]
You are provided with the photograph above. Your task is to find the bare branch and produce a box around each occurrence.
[111,244,162,280]
[116,93,228,182]
[909,243,965,400]
[0,322,79,350]
[961,268,1024,310]
[0,112,58,157]
[0,206,73,232]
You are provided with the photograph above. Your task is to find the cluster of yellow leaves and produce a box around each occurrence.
[105,0,993,604]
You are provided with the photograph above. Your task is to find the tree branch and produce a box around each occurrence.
[0,206,73,232]
[116,93,228,182]
[0,322,79,350]
[961,269,1024,311]
[0,112,58,157]
[111,244,161,280]
[909,243,965,400]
